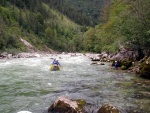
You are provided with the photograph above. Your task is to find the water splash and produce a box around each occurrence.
[0,54,149,113]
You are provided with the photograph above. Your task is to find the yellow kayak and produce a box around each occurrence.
[50,64,60,71]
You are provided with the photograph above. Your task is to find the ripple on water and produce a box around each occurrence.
[0,55,149,113]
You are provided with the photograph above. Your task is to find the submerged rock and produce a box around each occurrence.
[97,103,120,113]
[48,96,86,113]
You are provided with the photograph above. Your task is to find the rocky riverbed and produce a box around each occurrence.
[1,47,150,79]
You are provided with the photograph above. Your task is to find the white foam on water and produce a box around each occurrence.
[47,83,52,86]
[17,111,32,113]
[0,61,11,67]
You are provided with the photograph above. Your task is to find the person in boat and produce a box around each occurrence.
[52,59,60,66]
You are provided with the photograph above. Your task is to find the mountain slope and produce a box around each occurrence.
[48,0,104,26]
[0,1,83,53]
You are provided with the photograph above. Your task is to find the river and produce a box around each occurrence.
[0,54,149,113]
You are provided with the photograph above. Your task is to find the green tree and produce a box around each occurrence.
[83,28,96,51]
[123,0,150,51]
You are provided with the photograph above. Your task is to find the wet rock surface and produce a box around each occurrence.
[139,57,150,79]
[97,103,120,113]
[48,96,87,113]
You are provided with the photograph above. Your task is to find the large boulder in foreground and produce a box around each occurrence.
[97,103,120,113]
[139,57,150,79]
[48,96,86,113]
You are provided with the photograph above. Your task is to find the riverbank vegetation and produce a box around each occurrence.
[83,0,150,54]
[0,0,149,57]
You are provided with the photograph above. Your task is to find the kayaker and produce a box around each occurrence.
[52,59,61,66]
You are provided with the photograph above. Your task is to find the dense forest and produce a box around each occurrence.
[0,0,150,55]
[83,0,150,55]
[0,0,84,53]
[48,0,104,26]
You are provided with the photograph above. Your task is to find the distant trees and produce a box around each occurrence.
[83,27,102,53]
[122,0,150,51]
[0,0,6,6]
[2,0,149,55]
[0,0,84,53]
[82,0,150,54]
[48,0,104,26]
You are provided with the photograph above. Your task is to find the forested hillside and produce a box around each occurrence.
[83,0,150,55]
[0,0,84,53]
[48,0,104,26]
[0,0,150,55]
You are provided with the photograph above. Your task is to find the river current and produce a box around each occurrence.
[0,54,149,113]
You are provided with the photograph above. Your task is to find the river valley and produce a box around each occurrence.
[0,54,149,113]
